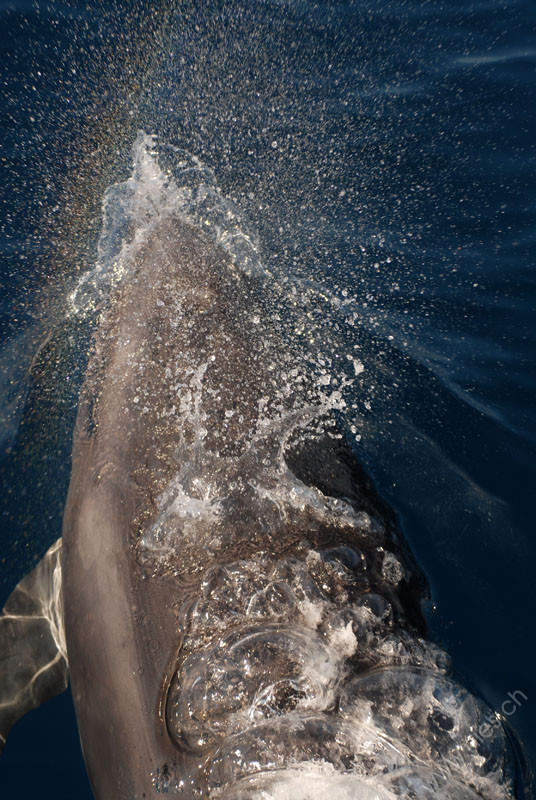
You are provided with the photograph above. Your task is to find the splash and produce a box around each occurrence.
[163,547,514,800]
[68,132,265,317]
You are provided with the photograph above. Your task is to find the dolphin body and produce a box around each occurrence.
[0,216,520,799]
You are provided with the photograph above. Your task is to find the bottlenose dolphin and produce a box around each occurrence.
[0,215,520,799]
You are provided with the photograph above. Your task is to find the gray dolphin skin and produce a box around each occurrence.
[0,208,523,799]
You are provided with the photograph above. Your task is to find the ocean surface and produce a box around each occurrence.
[0,0,534,797]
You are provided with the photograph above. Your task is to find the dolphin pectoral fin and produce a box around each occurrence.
[0,538,68,754]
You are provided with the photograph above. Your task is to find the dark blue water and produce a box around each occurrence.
[0,0,534,797]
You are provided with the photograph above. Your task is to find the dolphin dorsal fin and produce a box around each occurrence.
[0,538,68,753]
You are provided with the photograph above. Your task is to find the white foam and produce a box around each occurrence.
[221,763,397,800]
[326,619,358,658]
